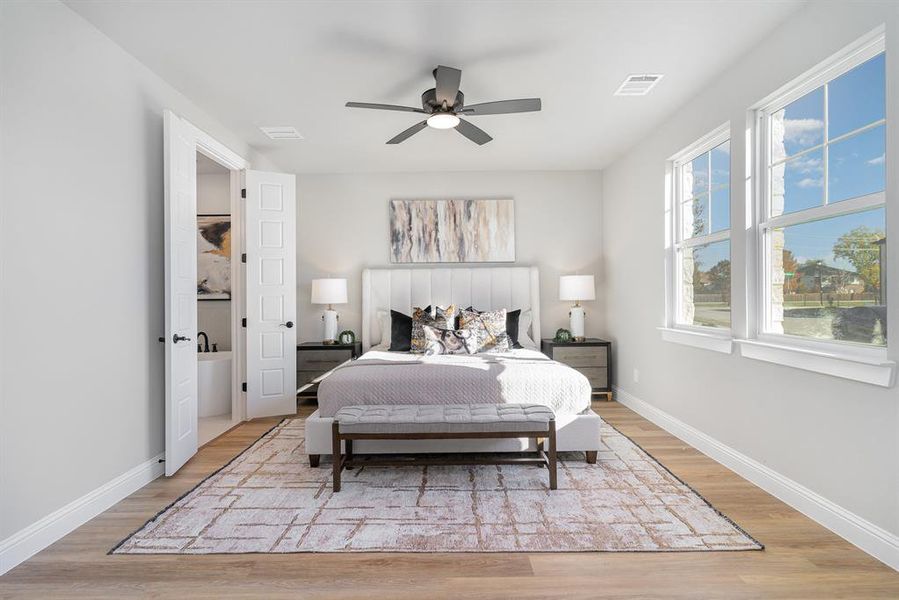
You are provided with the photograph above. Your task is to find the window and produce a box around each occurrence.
[759,44,886,349]
[671,128,731,331]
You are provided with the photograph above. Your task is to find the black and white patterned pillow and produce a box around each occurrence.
[459,308,510,353]
[410,305,458,353]
[421,325,475,355]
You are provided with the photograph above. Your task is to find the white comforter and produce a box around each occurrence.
[316,348,592,417]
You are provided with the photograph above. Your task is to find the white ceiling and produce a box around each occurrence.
[66,0,804,174]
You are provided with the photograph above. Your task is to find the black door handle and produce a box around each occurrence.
[282,321,294,328]
[173,334,191,343]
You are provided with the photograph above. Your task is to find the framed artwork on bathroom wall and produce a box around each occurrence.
[197,214,231,300]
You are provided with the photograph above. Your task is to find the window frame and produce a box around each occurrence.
[753,33,887,362]
[667,124,733,337]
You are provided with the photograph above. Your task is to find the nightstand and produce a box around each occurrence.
[541,338,612,401]
[297,341,362,398]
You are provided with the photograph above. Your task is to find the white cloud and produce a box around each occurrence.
[791,155,823,174]
[797,177,823,188]
[867,154,885,166]
[783,118,824,146]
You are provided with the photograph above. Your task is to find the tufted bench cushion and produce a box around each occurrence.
[334,403,555,435]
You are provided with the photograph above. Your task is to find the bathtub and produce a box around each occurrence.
[198,351,232,418]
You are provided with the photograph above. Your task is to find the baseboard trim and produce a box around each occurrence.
[613,385,899,572]
[0,452,165,575]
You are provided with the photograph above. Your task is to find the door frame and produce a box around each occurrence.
[181,114,250,428]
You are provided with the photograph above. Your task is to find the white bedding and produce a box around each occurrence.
[316,348,592,417]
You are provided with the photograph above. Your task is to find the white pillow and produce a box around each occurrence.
[517,309,537,349]
[372,310,390,349]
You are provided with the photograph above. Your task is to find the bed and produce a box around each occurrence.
[303,266,602,462]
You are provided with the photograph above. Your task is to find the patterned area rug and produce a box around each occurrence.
[113,418,761,554]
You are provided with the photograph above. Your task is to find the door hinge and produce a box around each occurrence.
[241,188,246,199]
[242,318,247,328]
[241,253,247,263]
[242,382,247,392]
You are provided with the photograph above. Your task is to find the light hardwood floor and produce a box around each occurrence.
[1,400,897,599]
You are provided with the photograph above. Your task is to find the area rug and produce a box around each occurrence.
[112,418,762,554]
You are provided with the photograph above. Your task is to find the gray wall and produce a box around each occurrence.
[296,171,604,343]
[601,1,899,535]
[0,1,271,538]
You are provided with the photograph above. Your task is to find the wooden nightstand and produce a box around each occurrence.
[297,341,362,398]
[541,338,613,401]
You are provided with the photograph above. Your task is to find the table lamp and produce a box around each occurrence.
[559,275,595,342]
[311,278,347,344]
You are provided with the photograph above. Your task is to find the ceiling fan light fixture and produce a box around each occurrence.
[346,65,540,144]
[426,113,460,129]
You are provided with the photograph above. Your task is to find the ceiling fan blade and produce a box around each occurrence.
[386,120,429,144]
[434,65,462,106]
[346,102,426,114]
[455,118,492,145]
[460,98,542,116]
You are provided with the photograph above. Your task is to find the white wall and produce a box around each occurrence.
[296,171,603,343]
[197,172,230,213]
[197,172,232,351]
[0,1,272,541]
[601,0,898,543]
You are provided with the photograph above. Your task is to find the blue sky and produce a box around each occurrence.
[773,52,886,272]
[689,53,886,275]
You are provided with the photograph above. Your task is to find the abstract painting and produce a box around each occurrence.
[197,215,231,300]
[389,198,515,263]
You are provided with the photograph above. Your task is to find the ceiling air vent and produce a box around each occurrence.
[614,74,663,96]
[259,126,303,140]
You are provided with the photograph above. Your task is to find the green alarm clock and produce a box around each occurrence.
[554,328,573,343]
[338,330,356,345]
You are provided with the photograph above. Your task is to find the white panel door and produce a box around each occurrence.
[163,110,199,476]
[245,170,297,418]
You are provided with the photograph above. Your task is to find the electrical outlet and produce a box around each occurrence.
[633,368,640,383]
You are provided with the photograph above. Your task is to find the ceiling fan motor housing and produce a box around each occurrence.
[421,88,464,113]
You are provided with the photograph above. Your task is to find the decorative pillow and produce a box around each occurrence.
[386,306,433,351]
[459,308,509,353]
[422,325,475,355]
[464,307,523,349]
[388,310,413,351]
[411,305,458,353]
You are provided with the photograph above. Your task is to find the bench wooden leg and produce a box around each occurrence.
[308,454,320,468]
[331,421,342,492]
[585,450,597,464]
[548,419,557,490]
[345,439,354,470]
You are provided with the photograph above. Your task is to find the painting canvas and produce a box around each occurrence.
[197,215,231,300]
[389,199,515,263]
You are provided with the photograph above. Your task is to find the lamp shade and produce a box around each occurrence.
[559,275,595,302]
[311,278,347,305]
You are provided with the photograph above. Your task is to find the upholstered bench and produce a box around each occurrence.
[331,404,557,492]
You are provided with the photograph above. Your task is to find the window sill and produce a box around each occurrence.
[736,339,896,387]
[658,327,734,354]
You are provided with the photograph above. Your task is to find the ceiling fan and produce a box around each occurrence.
[345,65,541,145]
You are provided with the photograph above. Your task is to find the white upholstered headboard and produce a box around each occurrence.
[361,266,541,351]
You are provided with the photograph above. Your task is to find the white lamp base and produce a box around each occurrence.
[322,309,339,344]
[569,305,586,342]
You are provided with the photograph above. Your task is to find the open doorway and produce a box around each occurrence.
[164,109,296,475]
[196,151,241,445]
